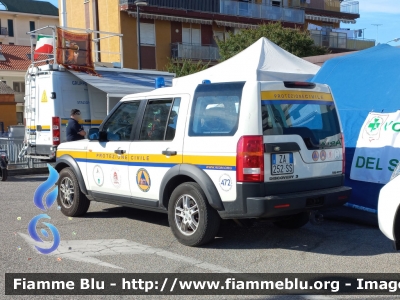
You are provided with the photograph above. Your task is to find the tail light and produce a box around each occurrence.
[341,132,345,173]
[237,135,264,182]
[52,116,60,146]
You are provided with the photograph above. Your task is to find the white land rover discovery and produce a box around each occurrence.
[55,80,352,246]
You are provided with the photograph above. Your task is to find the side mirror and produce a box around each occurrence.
[88,128,99,140]
[99,131,108,141]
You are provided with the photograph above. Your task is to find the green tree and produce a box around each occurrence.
[166,58,210,78]
[217,22,328,61]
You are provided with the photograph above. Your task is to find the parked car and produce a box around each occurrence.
[54,80,351,246]
[378,162,400,250]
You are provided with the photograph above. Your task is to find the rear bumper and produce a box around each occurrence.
[27,144,57,160]
[219,185,352,219]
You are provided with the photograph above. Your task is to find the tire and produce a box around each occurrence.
[0,167,7,181]
[273,212,310,229]
[168,182,220,247]
[57,167,90,217]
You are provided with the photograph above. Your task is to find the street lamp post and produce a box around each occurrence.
[135,0,148,70]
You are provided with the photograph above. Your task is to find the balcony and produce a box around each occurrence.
[119,0,219,13]
[171,43,220,61]
[220,0,305,24]
[310,30,375,51]
[292,0,359,15]
[0,27,8,37]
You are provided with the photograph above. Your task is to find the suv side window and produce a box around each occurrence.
[139,98,181,141]
[102,101,140,141]
[189,82,244,136]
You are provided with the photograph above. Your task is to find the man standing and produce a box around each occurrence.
[66,109,86,141]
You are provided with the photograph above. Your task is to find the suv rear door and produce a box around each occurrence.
[260,82,343,190]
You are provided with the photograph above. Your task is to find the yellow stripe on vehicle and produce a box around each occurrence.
[183,155,236,166]
[60,119,103,125]
[27,126,51,130]
[57,150,236,168]
[261,91,333,101]
[56,150,87,159]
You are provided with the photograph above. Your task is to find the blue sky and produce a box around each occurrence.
[343,0,400,45]
[41,0,400,45]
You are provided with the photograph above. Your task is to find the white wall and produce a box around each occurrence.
[0,11,58,46]
[0,73,25,103]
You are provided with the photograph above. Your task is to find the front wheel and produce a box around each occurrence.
[168,182,220,247]
[57,167,90,217]
[273,212,310,229]
[0,167,8,181]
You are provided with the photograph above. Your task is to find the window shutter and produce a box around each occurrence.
[140,23,155,45]
[182,28,190,44]
[191,29,201,45]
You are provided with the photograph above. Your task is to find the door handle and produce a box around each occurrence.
[114,149,126,154]
[162,150,177,156]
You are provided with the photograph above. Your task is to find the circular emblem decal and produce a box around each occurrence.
[110,168,121,188]
[334,149,341,159]
[219,174,232,192]
[312,151,319,162]
[320,150,326,161]
[136,168,151,192]
[93,165,104,186]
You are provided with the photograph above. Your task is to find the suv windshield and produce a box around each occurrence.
[261,95,341,150]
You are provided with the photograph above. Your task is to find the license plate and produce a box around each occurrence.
[271,153,294,175]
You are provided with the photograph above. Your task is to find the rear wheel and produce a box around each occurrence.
[57,167,90,217]
[168,182,220,247]
[273,212,310,229]
[0,167,7,181]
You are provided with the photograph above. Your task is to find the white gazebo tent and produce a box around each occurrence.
[172,37,320,86]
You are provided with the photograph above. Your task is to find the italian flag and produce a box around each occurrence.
[34,35,54,59]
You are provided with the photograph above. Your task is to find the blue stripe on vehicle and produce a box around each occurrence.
[73,158,236,170]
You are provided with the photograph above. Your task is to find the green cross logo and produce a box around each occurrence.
[368,118,381,132]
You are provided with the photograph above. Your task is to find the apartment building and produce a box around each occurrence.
[0,0,58,46]
[0,0,58,127]
[63,0,371,71]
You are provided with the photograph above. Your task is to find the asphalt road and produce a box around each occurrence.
[1,174,399,300]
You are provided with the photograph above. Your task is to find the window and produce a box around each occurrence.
[7,19,13,37]
[213,31,225,42]
[189,82,245,136]
[166,98,180,141]
[272,0,282,7]
[261,101,341,149]
[9,42,13,45]
[139,98,181,141]
[102,101,140,141]
[139,23,155,45]
[13,82,25,93]
[182,27,201,45]
[29,21,35,32]
[16,112,23,124]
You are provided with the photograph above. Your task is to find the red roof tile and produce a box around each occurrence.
[0,45,49,71]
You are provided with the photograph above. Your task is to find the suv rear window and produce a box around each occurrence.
[261,93,341,149]
[189,82,245,136]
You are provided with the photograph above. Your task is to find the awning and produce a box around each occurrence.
[67,68,174,98]
[305,14,356,24]
[215,20,258,29]
[128,12,213,25]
